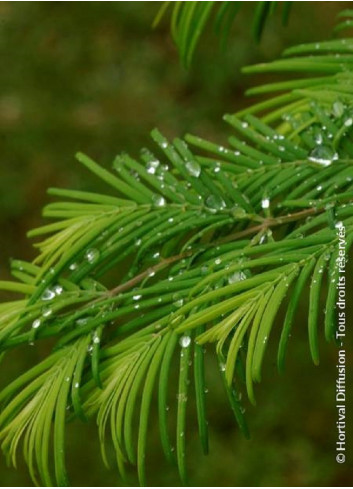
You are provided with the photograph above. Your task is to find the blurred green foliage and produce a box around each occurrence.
[0,2,352,486]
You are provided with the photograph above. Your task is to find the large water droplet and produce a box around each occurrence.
[206,194,226,210]
[185,160,201,177]
[309,146,338,166]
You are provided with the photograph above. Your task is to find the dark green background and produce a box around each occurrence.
[0,2,352,486]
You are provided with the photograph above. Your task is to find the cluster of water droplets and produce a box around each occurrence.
[307,100,353,166]
[31,284,64,332]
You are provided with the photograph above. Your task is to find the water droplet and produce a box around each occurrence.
[146,159,160,174]
[177,394,188,403]
[228,271,246,284]
[206,194,226,211]
[69,262,78,271]
[185,160,201,177]
[200,265,208,275]
[232,206,247,218]
[32,319,41,329]
[345,118,353,127]
[152,194,166,207]
[76,317,90,327]
[53,284,63,295]
[85,248,100,264]
[332,101,344,117]
[42,306,53,318]
[309,146,338,166]
[179,335,191,348]
[214,258,221,265]
[261,198,270,209]
[41,288,55,301]
[133,294,142,300]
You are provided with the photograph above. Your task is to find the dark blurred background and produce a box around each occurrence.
[0,2,352,486]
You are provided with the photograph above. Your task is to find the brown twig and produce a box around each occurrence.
[93,204,342,302]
